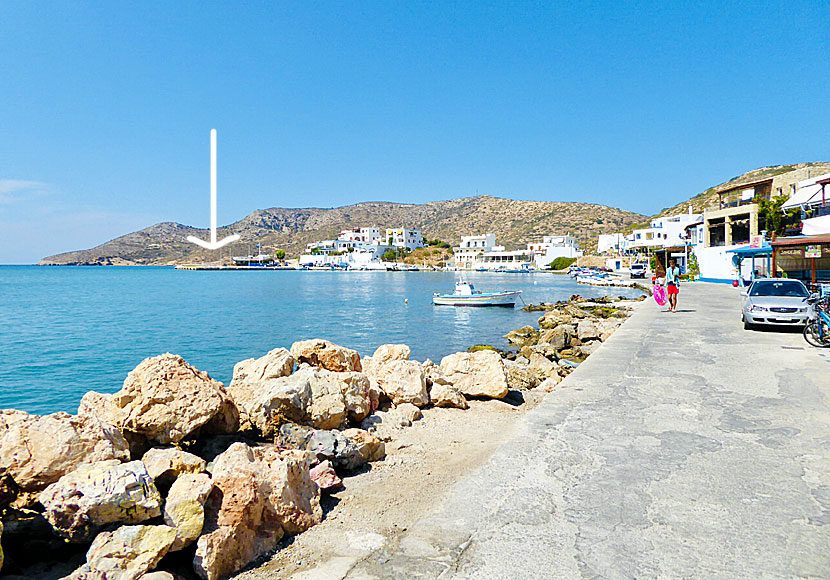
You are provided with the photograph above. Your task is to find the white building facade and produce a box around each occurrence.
[338,227,382,245]
[597,233,625,254]
[527,234,583,268]
[624,210,703,253]
[783,173,830,236]
[385,228,424,251]
[452,234,501,269]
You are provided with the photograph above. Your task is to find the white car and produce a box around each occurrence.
[741,278,813,330]
[629,264,647,279]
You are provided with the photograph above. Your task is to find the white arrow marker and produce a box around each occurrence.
[187,129,240,250]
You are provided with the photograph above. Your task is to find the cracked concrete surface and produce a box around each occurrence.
[340,283,830,580]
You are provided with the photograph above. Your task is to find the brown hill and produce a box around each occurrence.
[653,162,830,219]
[39,196,646,265]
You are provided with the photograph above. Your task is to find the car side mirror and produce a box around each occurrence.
[740,291,748,297]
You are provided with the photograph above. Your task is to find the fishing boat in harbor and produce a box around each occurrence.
[432,281,521,307]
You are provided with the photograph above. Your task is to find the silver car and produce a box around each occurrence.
[741,278,813,330]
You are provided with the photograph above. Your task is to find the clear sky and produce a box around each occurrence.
[1,1,829,263]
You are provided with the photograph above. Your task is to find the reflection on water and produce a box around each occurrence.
[0,267,642,414]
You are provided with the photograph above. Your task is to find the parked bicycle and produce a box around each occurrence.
[804,295,830,347]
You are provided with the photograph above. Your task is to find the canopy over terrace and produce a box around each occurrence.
[727,243,773,286]
[770,234,830,287]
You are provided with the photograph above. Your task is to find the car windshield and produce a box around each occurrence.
[749,281,809,297]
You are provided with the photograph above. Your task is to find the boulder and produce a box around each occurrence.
[422,360,452,387]
[304,430,365,471]
[193,443,321,580]
[577,320,600,341]
[391,402,422,425]
[563,304,589,319]
[78,354,238,445]
[309,460,341,490]
[503,326,539,347]
[528,354,560,382]
[341,429,386,462]
[290,339,362,372]
[579,340,602,356]
[227,348,295,426]
[141,573,177,580]
[163,473,213,551]
[142,448,206,487]
[39,460,162,542]
[534,376,562,393]
[0,411,129,496]
[371,344,411,364]
[503,360,538,391]
[429,383,469,408]
[538,325,573,350]
[240,367,371,436]
[83,524,177,580]
[369,360,429,407]
[538,310,572,329]
[439,351,509,399]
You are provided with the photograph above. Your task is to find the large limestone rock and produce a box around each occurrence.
[240,367,371,436]
[503,359,539,391]
[577,320,600,341]
[368,360,429,407]
[142,448,206,486]
[304,429,365,471]
[439,350,509,399]
[0,411,129,495]
[163,473,213,551]
[341,429,386,462]
[309,460,341,491]
[370,344,411,364]
[538,310,572,329]
[503,326,539,347]
[78,354,239,445]
[39,460,162,542]
[539,324,574,350]
[193,443,322,580]
[528,353,560,383]
[228,348,295,427]
[290,339,362,372]
[429,383,469,408]
[82,524,177,580]
[422,360,452,387]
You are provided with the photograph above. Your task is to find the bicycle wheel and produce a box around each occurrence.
[803,321,830,347]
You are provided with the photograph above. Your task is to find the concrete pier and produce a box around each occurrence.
[345,283,830,579]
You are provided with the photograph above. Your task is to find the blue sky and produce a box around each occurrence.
[1,1,829,263]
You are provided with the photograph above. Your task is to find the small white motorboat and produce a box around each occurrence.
[433,281,521,307]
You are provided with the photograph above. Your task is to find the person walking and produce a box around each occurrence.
[665,258,680,312]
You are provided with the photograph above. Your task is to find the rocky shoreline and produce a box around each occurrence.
[0,295,642,580]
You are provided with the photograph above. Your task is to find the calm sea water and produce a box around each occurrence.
[0,266,642,415]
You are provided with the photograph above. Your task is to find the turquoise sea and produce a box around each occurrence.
[0,266,642,415]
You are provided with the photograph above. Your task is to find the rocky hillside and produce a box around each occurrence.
[39,196,646,265]
[653,162,830,219]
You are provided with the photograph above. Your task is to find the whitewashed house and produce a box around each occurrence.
[526,234,583,268]
[452,234,501,269]
[338,227,382,244]
[385,228,424,251]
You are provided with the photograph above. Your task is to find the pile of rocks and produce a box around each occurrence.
[0,339,513,580]
[500,294,642,392]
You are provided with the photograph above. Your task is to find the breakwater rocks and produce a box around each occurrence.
[0,340,536,580]
[498,294,645,391]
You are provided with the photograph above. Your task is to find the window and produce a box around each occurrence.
[791,184,796,196]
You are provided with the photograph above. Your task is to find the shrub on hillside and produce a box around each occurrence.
[550,257,577,270]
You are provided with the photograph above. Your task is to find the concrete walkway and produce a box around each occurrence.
[345,283,830,580]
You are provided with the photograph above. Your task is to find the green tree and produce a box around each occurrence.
[275,249,286,260]
[759,194,799,235]
[381,249,397,262]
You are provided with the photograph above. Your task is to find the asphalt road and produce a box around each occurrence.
[345,282,830,580]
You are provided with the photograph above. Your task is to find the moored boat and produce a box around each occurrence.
[432,281,521,307]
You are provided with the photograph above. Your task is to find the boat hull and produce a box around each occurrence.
[432,291,521,307]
